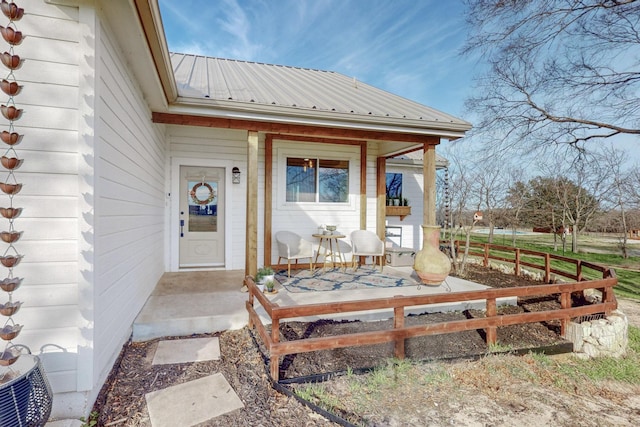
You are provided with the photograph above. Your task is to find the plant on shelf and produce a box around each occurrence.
[255,266,275,284]
[403,197,410,206]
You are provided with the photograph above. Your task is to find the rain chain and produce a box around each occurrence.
[0,0,24,373]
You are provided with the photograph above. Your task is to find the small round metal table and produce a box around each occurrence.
[312,233,346,271]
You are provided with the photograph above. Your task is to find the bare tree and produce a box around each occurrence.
[600,147,634,257]
[537,154,611,252]
[463,0,640,152]
[474,156,510,244]
[441,144,489,276]
[504,170,529,246]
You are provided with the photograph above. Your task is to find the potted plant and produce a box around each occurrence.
[255,266,275,284]
[264,279,276,293]
[403,197,410,207]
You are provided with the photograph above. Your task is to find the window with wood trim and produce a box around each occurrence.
[286,157,349,203]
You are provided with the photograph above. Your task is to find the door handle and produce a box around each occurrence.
[180,219,184,237]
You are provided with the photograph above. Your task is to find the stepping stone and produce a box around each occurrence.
[145,373,244,427]
[152,337,220,365]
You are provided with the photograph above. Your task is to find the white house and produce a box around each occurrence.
[0,0,470,419]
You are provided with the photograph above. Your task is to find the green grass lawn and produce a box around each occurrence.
[448,231,640,301]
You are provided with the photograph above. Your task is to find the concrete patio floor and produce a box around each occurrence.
[132,267,516,342]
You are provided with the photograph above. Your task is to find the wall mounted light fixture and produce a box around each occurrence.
[232,167,241,184]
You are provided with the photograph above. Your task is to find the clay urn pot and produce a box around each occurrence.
[0,276,22,292]
[0,130,22,145]
[413,225,451,286]
[1,0,24,20]
[0,104,22,120]
[0,206,22,218]
[0,182,22,195]
[0,230,22,243]
[0,51,22,69]
[0,25,23,45]
[1,156,22,170]
[0,79,21,96]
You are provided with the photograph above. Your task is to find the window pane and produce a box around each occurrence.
[319,159,348,202]
[386,173,402,198]
[188,181,218,232]
[286,157,316,202]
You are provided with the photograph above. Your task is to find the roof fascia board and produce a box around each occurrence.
[174,96,472,133]
[153,112,455,143]
[162,106,468,140]
[133,0,178,104]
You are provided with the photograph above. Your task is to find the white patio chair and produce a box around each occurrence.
[350,230,385,272]
[275,231,315,277]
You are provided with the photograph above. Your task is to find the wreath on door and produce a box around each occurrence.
[190,182,216,205]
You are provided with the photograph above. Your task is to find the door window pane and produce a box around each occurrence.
[188,181,218,232]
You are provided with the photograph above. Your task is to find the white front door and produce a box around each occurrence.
[179,166,225,267]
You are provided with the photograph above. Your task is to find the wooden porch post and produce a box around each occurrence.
[423,142,437,226]
[264,135,273,267]
[360,142,367,230]
[246,131,259,278]
[376,156,386,240]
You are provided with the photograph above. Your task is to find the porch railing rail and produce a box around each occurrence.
[448,240,609,283]
[246,243,618,381]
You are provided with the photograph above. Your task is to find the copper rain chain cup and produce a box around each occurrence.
[0,1,24,21]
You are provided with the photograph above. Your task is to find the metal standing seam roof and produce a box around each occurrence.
[169,53,471,132]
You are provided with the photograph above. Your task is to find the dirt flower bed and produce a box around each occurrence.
[91,263,637,426]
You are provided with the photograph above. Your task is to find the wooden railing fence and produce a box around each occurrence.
[246,242,618,381]
[450,240,608,283]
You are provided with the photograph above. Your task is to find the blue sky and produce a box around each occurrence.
[158,0,478,121]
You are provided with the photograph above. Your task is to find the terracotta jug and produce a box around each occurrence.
[413,225,450,285]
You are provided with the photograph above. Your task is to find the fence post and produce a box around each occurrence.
[514,248,520,276]
[394,303,405,359]
[485,298,497,345]
[483,244,489,267]
[576,260,583,281]
[560,292,571,337]
[246,277,255,328]
[544,253,551,283]
[270,318,280,381]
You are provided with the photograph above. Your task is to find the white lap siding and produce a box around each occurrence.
[271,140,361,263]
[6,2,167,419]
[167,125,249,270]
[384,164,425,250]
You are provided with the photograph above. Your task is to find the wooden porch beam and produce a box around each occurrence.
[267,133,363,146]
[152,112,443,143]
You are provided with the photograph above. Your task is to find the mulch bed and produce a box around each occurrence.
[91,263,579,426]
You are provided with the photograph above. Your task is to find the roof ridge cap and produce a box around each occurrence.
[169,52,334,74]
